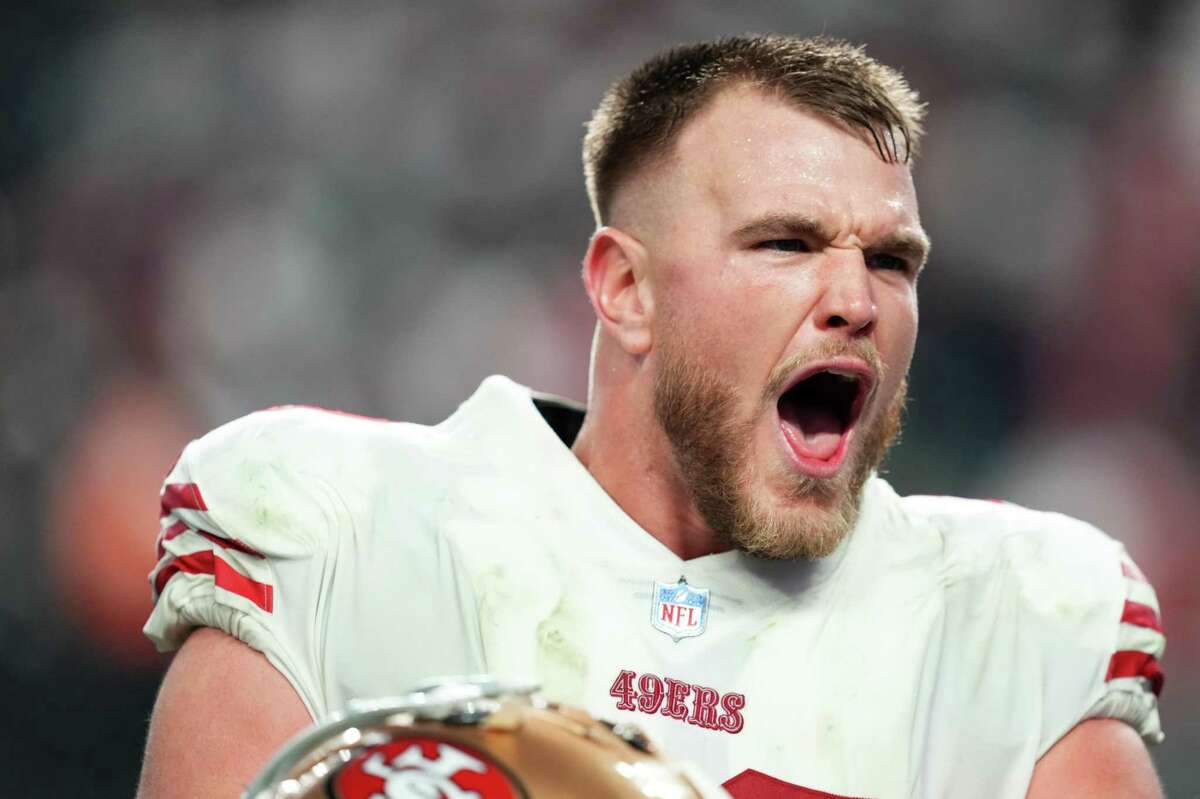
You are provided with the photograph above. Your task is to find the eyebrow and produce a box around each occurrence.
[874,229,932,268]
[733,213,830,244]
[732,212,932,268]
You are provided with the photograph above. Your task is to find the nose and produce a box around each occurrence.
[813,251,876,335]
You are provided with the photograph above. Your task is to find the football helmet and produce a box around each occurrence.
[243,676,729,798]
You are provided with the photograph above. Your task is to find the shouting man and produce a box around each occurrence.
[137,36,1165,798]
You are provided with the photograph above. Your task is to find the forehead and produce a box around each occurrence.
[666,84,921,237]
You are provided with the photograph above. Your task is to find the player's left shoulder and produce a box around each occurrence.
[899,492,1134,598]
[988,500,1130,608]
[897,490,1167,749]
[895,490,1166,670]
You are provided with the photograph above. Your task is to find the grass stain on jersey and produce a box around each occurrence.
[536,597,587,702]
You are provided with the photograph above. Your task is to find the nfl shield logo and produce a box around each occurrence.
[651,576,709,642]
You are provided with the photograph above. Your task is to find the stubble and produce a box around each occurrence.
[653,339,905,560]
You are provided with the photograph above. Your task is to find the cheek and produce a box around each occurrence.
[878,290,919,371]
[897,297,918,350]
[658,262,774,363]
[715,284,798,379]
[903,293,919,357]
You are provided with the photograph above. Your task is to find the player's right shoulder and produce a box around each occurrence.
[163,405,427,558]
[146,405,439,662]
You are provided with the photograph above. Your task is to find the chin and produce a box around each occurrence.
[652,334,905,562]
[725,469,865,561]
[733,379,905,561]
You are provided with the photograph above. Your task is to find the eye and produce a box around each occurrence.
[866,252,910,272]
[757,239,811,253]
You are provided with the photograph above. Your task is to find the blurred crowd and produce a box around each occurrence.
[0,1,1196,794]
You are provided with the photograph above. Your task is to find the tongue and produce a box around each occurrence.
[791,406,843,460]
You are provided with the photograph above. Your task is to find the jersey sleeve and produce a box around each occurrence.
[1079,548,1165,743]
[1012,515,1167,755]
[144,408,354,721]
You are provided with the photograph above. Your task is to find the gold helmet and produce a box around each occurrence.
[243,677,729,799]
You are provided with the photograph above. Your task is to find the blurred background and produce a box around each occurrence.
[1,1,1196,794]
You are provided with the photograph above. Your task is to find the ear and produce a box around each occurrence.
[581,226,653,355]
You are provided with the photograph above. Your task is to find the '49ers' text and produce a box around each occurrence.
[608,669,745,734]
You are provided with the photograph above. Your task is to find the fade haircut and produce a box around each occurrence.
[583,35,926,226]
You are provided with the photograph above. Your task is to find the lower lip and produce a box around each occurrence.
[778,417,852,479]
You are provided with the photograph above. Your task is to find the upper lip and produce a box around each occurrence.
[777,357,878,425]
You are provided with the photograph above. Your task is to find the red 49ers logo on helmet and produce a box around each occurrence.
[332,737,524,799]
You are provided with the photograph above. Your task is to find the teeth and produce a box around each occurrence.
[825,369,860,384]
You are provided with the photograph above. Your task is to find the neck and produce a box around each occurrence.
[571,351,728,561]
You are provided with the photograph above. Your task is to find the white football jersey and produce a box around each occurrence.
[145,376,1165,799]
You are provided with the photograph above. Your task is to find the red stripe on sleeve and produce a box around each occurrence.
[194,529,265,559]
[157,520,194,561]
[1121,561,1148,583]
[154,550,215,596]
[152,559,176,593]
[1107,651,1164,697]
[161,482,208,512]
[214,557,274,612]
[152,550,273,613]
[1121,599,1164,633]
[158,521,264,559]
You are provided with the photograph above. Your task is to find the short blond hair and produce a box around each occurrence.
[583,35,926,225]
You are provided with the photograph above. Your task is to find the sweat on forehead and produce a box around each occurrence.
[582,35,926,227]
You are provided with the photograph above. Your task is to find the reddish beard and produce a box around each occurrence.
[653,338,906,560]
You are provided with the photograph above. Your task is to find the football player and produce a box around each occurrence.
[137,36,1165,798]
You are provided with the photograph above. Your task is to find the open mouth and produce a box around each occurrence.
[777,364,872,475]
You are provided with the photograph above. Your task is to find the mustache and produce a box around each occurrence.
[763,339,886,401]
